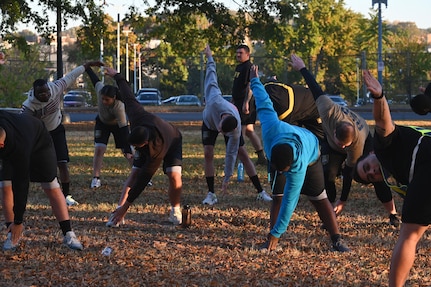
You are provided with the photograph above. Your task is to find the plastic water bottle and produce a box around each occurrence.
[181,204,192,228]
[237,161,244,182]
[101,246,113,256]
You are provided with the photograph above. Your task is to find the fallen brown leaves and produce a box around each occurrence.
[0,122,430,287]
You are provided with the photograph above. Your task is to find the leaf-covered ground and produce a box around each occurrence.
[1,121,430,287]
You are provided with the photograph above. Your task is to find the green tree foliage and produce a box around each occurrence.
[0,46,51,107]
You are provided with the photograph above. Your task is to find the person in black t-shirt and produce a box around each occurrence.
[232,44,267,166]
[0,112,83,251]
[355,70,431,287]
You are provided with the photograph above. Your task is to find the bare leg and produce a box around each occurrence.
[92,144,107,177]
[167,170,182,208]
[389,223,428,287]
[203,145,215,178]
[44,187,70,222]
[237,146,257,176]
[310,198,340,236]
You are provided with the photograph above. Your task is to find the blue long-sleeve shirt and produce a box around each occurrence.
[250,77,320,238]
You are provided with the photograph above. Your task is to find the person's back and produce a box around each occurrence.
[264,80,324,140]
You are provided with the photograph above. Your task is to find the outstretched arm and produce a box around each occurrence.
[290,54,325,100]
[362,70,394,137]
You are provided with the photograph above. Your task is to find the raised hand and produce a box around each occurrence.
[83,61,104,70]
[104,66,119,77]
[290,54,306,71]
[250,64,259,79]
[204,44,212,58]
[363,70,382,98]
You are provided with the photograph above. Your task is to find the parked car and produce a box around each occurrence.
[63,94,89,107]
[162,96,178,105]
[222,95,233,102]
[65,90,92,104]
[136,88,162,106]
[328,95,348,107]
[174,95,202,106]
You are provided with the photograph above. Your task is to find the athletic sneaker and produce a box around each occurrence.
[257,190,273,201]
[90,177,101,188]
[168,208,182,225]
[332,239,350,252]
[63,231,83,250]
[389,214,401,228]
[66,195,79,206]
[202,192,218,205]
[3,232,19,251]
[106,212,125,228]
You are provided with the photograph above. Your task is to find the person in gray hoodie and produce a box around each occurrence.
[201,44,272,206]
[21,61,103,206]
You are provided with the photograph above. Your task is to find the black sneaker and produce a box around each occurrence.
[332,239,350,252]
[389,214,401,228]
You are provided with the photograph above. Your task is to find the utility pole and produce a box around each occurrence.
[372,0,387,85]
[56,0,63,79]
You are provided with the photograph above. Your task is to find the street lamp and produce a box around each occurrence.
[372,0,387,85]
[356,58,360,105]
[116,13,120,72]
[133,43,138,94]
[123,27,132,82]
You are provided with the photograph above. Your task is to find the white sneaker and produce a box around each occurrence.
[106,212,125,228]
[168,208,182,225]
[91,177,101,188]
[66,195,79,206]
[3,232,19,251]
[202,192,218,205]
[63,231,83,250]
[257,190,273,201]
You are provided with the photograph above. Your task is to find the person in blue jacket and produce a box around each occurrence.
[249,65,349,252]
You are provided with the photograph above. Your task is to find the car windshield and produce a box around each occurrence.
[64,95,85,102]
[138,93,158,100]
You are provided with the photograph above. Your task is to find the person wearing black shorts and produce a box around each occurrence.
[21,61,103,206]
[264,76,325,228]
[103,66,183,227]
[85,67,133,189]
[249,65,349,252]
[201,44,272,206]
[0,111,83,251]
[291,54,400,227]
[355,71,431,287]
[232,44,267,166]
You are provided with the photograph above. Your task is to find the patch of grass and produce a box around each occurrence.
[1,121,430,286]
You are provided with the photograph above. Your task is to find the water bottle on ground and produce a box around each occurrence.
[181,204,192,228]
[237,161,244,182]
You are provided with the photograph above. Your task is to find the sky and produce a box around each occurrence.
[99,0,431,29]
[19,0,431,31]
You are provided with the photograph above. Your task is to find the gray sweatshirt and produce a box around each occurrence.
[22,66,85,131]
[203,56,241,182]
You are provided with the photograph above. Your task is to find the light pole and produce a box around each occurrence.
[356,57,360,105]
[138,53,143,90]
[372,0,387,85]
[123,28,132,82]
[116,13,120,72]
[133,43,138,94]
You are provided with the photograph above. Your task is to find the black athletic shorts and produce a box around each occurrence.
[94,116,132,153]
[270,158,325,197]
[50,124,69,163]
[233,100,257,125]
[201,122,245,147]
